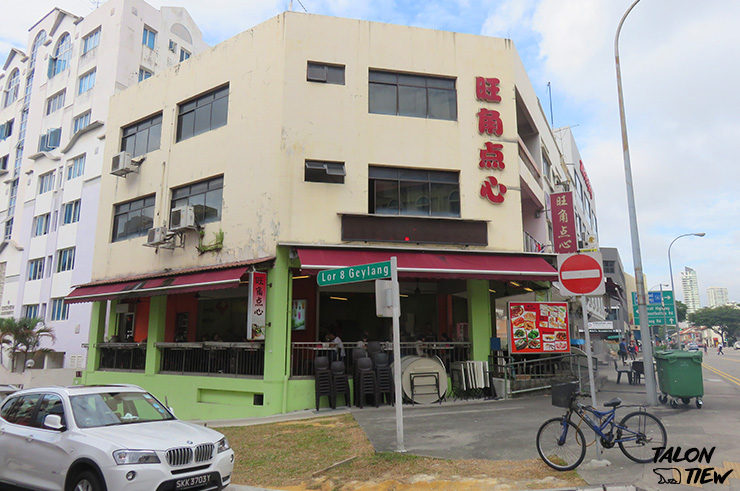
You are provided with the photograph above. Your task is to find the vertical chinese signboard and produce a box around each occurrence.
[247,271,267,340]
[550,191,577,253]
[476,77,507,204]
[509,302,570,354]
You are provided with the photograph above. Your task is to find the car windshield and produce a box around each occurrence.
[70,391,174,428]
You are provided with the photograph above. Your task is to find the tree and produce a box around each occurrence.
[0,317,55,372]
[688,306,740,342]
[675,300,688,323]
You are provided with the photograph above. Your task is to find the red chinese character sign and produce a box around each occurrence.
[550,191,577,253]
[509,302,570,354]
[475,76,507,205]
[247,271,267,340]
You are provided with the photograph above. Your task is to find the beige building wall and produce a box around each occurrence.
[93,12,549,280]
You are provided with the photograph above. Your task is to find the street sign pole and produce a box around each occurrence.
[390,256,405,452]
[580,294,602,460]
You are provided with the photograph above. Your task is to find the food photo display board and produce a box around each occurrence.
[509,302,570,354]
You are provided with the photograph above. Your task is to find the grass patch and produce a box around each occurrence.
[216,414,586,490]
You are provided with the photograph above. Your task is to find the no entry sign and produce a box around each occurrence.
[557,252,605,297]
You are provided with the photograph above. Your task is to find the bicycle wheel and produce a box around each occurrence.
[617,411,667,463]
[536,417,587,471]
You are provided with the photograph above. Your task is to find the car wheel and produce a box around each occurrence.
[69,469,104,491]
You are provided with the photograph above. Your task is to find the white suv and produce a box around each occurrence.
[0,385,234,490]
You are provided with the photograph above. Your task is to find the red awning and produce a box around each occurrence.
[296,248,557,281]
[66,258,273,304]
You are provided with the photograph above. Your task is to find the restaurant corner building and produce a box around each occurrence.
[69,12,587,419]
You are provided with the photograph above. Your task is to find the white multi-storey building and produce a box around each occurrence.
[681,266,701,314]
[0,0,206,371]
[707,287,729,308]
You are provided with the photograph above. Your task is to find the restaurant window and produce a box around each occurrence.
[305,160,345,184]
[369,70,457,121]
[307,62,345,85]
[171,176,223,225]
[176,85,229,142]
[368,166,460,217]
[121,113,162,157]
[112,195,155,242]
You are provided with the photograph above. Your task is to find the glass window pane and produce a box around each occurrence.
[427,77,455,89]
[398,86,427,118]
[147,121,161,153]
[208,176,224,190]
[399,181,429,215]
[399,169,429,181]
[428,170,458,183]
[428,88,457,121]
[190,181,208,195]
[326,66,345,85]
[431,182,460,217]
[203,188,222,222]
[369,71,396,83]
[121,135,134,154]
[374,180,399,215]
[133,129,147,157]
[180,100,196,114]
[307,63,325,81]
[193,106,211,137]
[369,166,398,179]
[369,83,397,115]
[211,96,228,130]
[398,74,425,87]
[177,111,194,141]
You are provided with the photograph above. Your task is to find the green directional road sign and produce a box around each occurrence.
[632,290,677,325]
[317,261,391,286]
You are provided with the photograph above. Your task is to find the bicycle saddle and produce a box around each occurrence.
[603,397,622,407]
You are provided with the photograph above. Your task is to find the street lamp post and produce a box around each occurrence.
[668,232,706,350]
[614,0,659,405]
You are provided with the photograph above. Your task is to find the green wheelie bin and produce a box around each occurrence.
[654,349,703,409]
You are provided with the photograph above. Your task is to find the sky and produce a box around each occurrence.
[2,0,738,307]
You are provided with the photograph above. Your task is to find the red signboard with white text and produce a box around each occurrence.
[247,271,267,340]
[550,191,577,253]
[509,302,570,354]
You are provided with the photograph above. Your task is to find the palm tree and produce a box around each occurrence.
[0,317,13,366]
[2,317,55,372]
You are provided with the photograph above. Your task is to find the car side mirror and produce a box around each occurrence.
[168,407,175,417]
[44,414,65,431]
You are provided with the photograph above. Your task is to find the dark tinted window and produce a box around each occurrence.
[307,62,345,85]
[121,113,162,157]
[35,394,66,428]
[112,195,155,242]
[176,86,229,142]
[369,70,457,121]
[369,166,460,218]
[171,176,223,224]
[2,394,42,426]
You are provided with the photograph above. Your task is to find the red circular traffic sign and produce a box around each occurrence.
[559,254,603,295]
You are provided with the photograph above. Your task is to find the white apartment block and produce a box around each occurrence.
[707,287,729,308]
[681,266,701,314]
[0,0,206,370]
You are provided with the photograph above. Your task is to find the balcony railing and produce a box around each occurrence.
[98,343,147,371]
[290,341,471,377]
[524,231,546,253]
[156,342,264,377]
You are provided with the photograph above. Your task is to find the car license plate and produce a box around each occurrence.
[175,473,210,489]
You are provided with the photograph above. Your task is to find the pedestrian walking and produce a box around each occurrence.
[618,339,628,364]
[717,343,724,355]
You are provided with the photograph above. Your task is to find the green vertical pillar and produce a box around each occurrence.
[467,279,492,362]
[264,247,291,411]
[146,296,167,376]
[84,301,108,381]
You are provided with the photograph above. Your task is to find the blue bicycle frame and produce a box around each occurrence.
[561,404,642,445]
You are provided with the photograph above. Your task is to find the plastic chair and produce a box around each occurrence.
[631,361,644,384]
[330,361,351,408]
[314,356,333,410]
[373,352,394,405]
[614,359,632,384]
[354,356,379,408]
[367,341,383,358]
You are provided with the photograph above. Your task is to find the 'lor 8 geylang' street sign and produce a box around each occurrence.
[632,290,677,325]
[317,261,392,286]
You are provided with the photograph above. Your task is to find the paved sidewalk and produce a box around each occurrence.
[216,355,740,491]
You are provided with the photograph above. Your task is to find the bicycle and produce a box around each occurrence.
[536,382,667,471]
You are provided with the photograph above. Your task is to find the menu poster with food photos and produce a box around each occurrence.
[509,302,570,354]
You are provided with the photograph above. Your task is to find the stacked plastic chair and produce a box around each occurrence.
[330,361,351,408]
[314,356,333,410]
[373,352,394,405]
[354,357,379,408]
[367,341,383,359]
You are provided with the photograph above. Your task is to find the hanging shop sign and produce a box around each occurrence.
[550,191,577,253]
[476,76,507,204]
[509,302,570,354]
[247,271,267,340]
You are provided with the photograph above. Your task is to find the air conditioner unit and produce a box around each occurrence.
[144,226,169,247]
[169,205,197,231]
[111,151,137,177]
